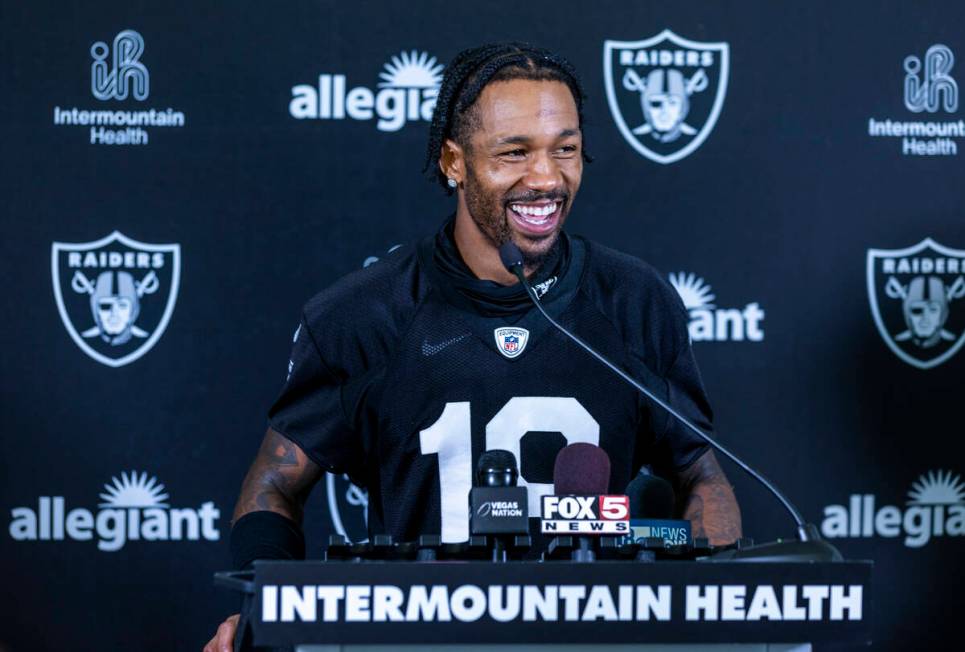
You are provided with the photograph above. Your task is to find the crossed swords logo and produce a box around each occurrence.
[885,274,965,346]
[71,269,159,340]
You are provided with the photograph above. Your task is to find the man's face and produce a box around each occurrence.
[646,93,684,132]
[459,79,582,266]
[97,296,134,334]
[908,299,944,338]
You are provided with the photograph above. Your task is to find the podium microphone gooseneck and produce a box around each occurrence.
[498,241,840,562]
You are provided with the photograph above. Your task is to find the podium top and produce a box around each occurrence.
[218,559,872,647]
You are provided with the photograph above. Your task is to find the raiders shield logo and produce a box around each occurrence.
[51,231,181,367]
[867,238,965,369]
[326,472,369,543]
[604,30,729,164]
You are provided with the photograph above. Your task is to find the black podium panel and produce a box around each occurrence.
[242,560,871,646]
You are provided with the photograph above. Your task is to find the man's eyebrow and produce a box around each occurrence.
[493,135,531,146]
[492,129,581,146]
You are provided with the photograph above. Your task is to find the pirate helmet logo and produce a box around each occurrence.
[52,231,181,367]
[604,30,729,164]
[867,238,965,369]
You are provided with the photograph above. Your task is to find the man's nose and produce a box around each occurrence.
[523,152,563,193]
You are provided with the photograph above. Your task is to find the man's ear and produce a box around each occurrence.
[439,138,465,185]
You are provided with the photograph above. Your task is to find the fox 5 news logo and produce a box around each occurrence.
[540,495,630,534]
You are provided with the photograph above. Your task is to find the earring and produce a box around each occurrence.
[447,178,458,189]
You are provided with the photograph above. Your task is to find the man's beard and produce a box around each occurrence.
[463,165,566,270]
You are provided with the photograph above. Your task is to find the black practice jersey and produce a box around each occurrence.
[268,227,712,543]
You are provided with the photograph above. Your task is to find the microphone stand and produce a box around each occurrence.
[502,245,841,562]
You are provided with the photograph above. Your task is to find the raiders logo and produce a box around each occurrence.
[867,238,965,369]
[326,472,369,543]
[51,231,181,367]
[603,30,729,164]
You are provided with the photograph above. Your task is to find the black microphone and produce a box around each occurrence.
[477,449,518,488]
[625,471,691,556]
[626,471,675,520]
[499,240,841,562]
[470,449,528,562]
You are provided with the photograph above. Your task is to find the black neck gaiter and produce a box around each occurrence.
[431,216,571,317]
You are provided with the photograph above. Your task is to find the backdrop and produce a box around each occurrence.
[1,1,963,649]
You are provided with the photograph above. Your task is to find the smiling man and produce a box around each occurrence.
[205,43,740,652]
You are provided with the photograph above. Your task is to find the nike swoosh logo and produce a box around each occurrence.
[422,333,470,356]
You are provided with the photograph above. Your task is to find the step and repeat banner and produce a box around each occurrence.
[1,1,962,650]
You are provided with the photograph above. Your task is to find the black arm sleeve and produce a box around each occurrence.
[230,511,305,570]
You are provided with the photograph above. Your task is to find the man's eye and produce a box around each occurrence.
[557,145,578,154]
[501,149,526,158]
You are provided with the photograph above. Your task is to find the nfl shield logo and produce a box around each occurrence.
[603,30,730,164]
[494,326,529,359]
[867,238,965,369]
[51,231,181,367]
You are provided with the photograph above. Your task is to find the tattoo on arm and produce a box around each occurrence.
[232,428,323,525]
[673,449,742,545]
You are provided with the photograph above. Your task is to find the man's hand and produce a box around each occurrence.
[672,449,742,545]
[203,614,239,652]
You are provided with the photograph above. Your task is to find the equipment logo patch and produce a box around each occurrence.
[52,231,181,367]
[867,238,965,369]
[603,29,729,164]
[494,327,529,359]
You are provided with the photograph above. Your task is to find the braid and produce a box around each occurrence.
[423,42,592,194]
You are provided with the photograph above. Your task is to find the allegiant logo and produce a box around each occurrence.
[7,471,221,551]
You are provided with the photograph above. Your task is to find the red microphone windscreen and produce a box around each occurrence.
[553,443,611,495]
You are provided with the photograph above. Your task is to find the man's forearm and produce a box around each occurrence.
[232,428,322,525]
[674,449,742,545]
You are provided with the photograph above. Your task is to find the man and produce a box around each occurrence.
[205,42,741,652]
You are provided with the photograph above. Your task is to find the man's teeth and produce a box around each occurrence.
[510,202,558,222]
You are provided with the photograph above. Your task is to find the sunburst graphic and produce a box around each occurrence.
[99,470,169,508]
[668,272,716,310]
[378,51,444,88]
[906,470,965,505]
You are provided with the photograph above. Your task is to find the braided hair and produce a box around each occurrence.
[423,42,591,193]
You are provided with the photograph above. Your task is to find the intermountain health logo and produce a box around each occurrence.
[866,44,962,156]
[668,273,764,342]
[52,231,181,367]
[867,238,965,369]
[821,470,965,548]
[8,471,221,552]
[290,50,444,132]
[604,30,729,164]
[52,29,186,145]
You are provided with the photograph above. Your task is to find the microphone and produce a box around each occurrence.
[542,443,630,562]
[477,449,519,487]
[625,471,691,551]
[627,471,675,520]
[470,449,528,562]
[500,240,841,562]
[553,442,610,495]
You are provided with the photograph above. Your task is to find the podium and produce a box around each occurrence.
[216,539,872,652]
